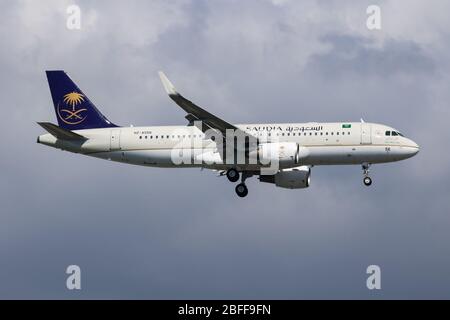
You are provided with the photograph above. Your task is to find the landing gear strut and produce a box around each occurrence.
[362,163,372,186]
[235,171,252,198]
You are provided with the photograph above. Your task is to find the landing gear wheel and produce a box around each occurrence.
[235,183,248,197]
[361,163,372,187]
[363,176,372,186]
[226,168,240,182]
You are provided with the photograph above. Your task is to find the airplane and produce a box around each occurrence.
[37,70,419,197]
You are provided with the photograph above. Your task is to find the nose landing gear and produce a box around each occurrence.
[363,176,372,186]
[362,163,372,186]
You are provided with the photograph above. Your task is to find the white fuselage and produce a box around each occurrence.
[37,122,419,170]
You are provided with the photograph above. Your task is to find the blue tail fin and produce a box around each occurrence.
[46,70,118,130]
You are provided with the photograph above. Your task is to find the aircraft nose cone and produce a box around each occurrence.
[411,140,420,154]
[403,140,419,158]
[413,142,420,154]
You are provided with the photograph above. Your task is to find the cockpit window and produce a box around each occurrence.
[386,130,404,137]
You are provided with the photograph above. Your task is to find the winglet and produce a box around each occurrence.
[158,71,178,96]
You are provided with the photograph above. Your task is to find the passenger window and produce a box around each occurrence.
[145,136,147,139]
[309,133,312,136]
[392,131,398,136]
[336,132,339,135]
[331,132,334,135]
[385,131,391,136]
[139,136,142,139]
[315,132,317,136]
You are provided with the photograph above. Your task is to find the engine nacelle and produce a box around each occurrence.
[260,166,311,189]
[249,142,309,168]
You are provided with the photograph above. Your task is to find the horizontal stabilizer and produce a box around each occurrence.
[37,122,87,141]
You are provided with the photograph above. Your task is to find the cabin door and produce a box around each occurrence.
[110,129,121,151]
[360,123,372,145]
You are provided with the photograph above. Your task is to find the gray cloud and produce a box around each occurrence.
[307,34,436,78]
[1,0,450,299]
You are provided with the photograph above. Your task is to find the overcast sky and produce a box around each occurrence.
[1,0,450,299]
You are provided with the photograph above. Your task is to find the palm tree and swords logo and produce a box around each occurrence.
[57,92,88,125]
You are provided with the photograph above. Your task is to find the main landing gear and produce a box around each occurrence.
[225,168,250,197]
[362,163,372,186]
[226,168,240,182]
[235,183,248,198]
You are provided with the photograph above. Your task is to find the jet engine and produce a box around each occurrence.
[260,166,311,189]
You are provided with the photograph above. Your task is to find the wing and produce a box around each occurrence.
[158,71,252,138]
